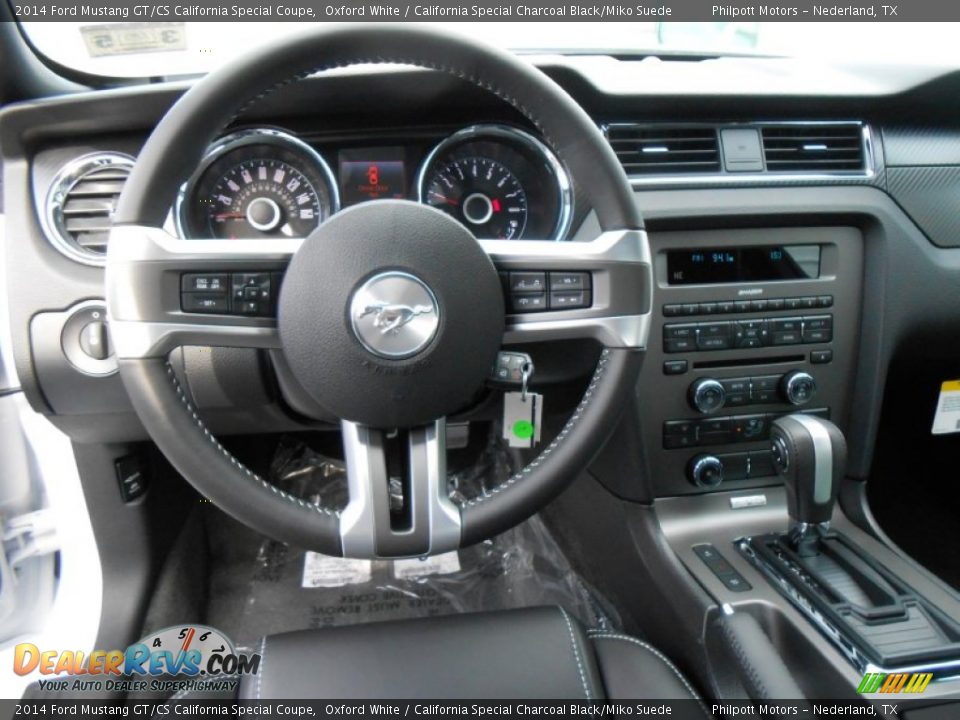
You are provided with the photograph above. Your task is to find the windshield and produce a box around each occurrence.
[18,21,960,79]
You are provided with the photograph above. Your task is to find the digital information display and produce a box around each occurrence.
[338,147,407,206]
[667,245,822,285]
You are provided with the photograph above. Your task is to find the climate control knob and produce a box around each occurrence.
[689,378,726,415]
[781,371,817,406]
[688,454,724,488]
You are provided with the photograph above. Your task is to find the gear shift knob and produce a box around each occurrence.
[770,415,847,553]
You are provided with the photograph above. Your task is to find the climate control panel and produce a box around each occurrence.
[688,371,817,414]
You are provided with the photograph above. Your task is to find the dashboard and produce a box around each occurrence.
[7,55,960,505]
[173,123,571,243]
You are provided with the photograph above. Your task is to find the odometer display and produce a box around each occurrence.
[424,157,528,240]
[180,131,338,240]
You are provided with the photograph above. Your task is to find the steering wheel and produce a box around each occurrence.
[106,25,651,559]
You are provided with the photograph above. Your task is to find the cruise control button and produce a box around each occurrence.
[509,272,547,293]
[549,272,590,291]
[182,273,228,293]
[511,293,547,312]
[182,294,229,313]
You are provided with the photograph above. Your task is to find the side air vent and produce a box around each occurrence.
[761,124,866,173]
[43,153,134,266]
[606,125,721,175]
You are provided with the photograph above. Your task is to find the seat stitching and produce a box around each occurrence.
[587,631,707,708]
[256,636,267,701]
[464,349,610,507]
[559,607,593,700]
[169,674,239,701]
[165,364,339,517]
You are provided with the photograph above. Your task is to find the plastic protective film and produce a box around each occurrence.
[216,427,619,646]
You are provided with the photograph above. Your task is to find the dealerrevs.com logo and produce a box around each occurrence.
[14,625,260,694]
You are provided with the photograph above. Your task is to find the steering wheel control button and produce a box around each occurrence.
[181,273,228,292]
[689,378,726,415]
[60,302,118,377]
[79,321,112,360]
[508,272,546,293]
[550,271,591,291]
[350,271,440,359]
[279,201,503,428]
[511,293,547,312]
[181,294,230,313]
[550,291,590,309]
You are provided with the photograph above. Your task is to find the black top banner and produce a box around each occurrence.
[7,0,942,22]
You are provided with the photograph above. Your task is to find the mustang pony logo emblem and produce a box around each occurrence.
[358,302,435,335]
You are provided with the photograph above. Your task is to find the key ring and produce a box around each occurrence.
[520,360,534,402]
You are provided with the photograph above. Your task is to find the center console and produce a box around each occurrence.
[637,226,863,497]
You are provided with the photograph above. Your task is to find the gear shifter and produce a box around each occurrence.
[769,415,847,556]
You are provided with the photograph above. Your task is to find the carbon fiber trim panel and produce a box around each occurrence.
[882,126,960,167]
[887,166,960,248]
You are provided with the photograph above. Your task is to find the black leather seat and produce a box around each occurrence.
[229,607,709,709]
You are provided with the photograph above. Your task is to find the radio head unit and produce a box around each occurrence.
[667,245,822,285]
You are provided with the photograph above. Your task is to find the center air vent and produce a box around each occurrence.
[43,153,134,267]
[605,125,721,175]
[761,124,866,173]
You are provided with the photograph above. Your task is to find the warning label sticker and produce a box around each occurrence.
[301,553,372,588]
[931,380,960,435]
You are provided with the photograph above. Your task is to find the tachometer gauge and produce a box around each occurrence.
[417,125,572,241]
[424,157,528,240]
[178,129,338,240]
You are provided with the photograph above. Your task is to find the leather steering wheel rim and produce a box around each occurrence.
[109,24,649,558]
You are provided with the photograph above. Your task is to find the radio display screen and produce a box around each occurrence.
[338,147,407,206]
[667,245,821,285]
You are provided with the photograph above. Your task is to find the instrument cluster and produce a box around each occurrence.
[176,124,573,242]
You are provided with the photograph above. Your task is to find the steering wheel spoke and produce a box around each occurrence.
[107,224,298,358]
[480,230,653,348]
[339,419,461,559]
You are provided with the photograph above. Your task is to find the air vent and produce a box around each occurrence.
[606,125,721,175]
[761,124,866,173]
[43,153,134,266]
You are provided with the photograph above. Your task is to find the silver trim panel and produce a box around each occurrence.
[340,419,461,559]
[416,124,574,242]
[790,413,834,505]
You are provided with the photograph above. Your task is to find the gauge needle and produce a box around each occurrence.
[214,212,245,220]
[430,192,459,206]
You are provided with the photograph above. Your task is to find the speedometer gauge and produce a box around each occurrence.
[417,125,572,242]
[424,157,528,240]
[177,129,338,240]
